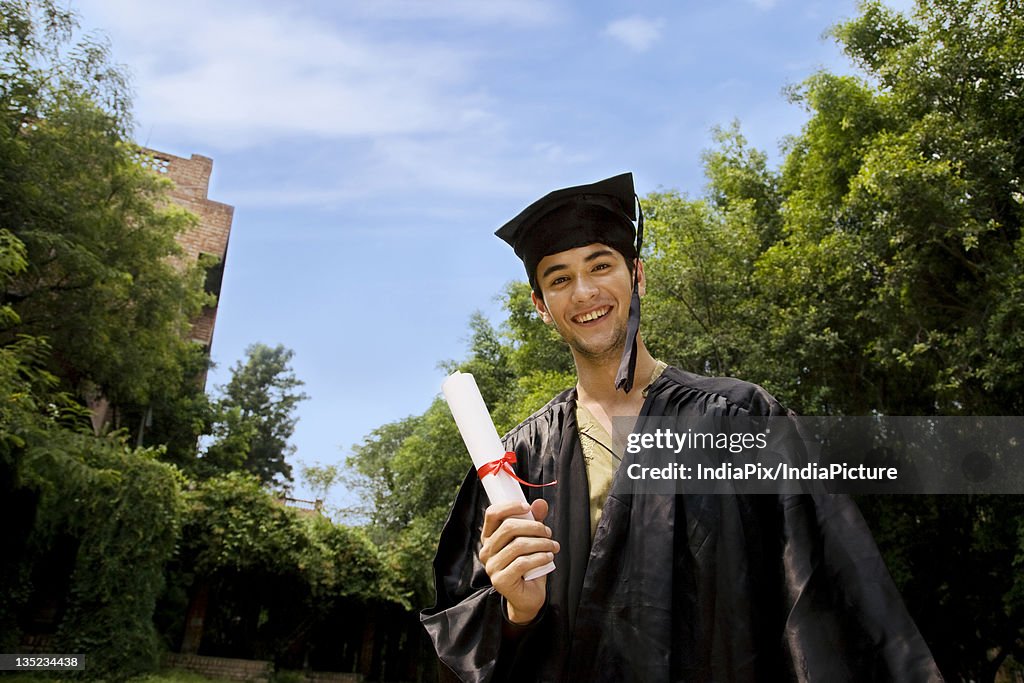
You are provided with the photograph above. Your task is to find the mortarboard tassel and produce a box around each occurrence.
[614,196,644,393]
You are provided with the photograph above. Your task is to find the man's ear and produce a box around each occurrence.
[531,290,553,324]
[636,259,647,297]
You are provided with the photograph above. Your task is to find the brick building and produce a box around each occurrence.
[88,149,233,434]
[139,148,234,353]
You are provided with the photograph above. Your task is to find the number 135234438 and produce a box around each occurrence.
[0,654,85,670]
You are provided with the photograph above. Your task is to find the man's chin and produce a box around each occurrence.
[568,336,627,363]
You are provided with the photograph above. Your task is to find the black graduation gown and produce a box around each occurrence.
[421,367,942,682]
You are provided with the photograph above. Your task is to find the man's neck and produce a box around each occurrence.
[573,338,657,413]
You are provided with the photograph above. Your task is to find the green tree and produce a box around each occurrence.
[345,415,423,525]
[159,473,403,662]
[0,0,212,417]
[1,232,185,679]
[750,2,1024,678]
[208,343,309,485]
[300,460,343,518]
[642,188,761,379]
[0,4,208,677]
[702,121,784,251]
[758,0,1023,417]
[141,348,219,472]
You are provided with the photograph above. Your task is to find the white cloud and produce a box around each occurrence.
[76,0,494,148]
[71,0,607,201]
[350,0,559,26]
[746,0,779,9]
[215,126,541,209]
[531,142,593,166]
[603,16,665,53]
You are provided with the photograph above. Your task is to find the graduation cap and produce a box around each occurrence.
[495,172,645,392]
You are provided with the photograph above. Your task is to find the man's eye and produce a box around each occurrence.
[551,276,569,286]
[593,263,611,271]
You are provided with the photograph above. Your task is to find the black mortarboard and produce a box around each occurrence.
[494,172,645,392]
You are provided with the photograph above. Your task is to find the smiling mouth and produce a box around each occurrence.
[572,306,611,324]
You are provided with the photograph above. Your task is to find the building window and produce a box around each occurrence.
[199,253,224,297]
[133,150,170,174]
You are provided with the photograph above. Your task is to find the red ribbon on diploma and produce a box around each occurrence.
[477,451,558,488]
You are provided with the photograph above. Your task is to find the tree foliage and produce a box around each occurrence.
[204,343,309,485]
[0,0,212,411]
[301,461,341,507]
[0,280,184,680]
[0,3,292,676]
[1,1,401,677]
[177,473,398,604]
[760,0,1024,417]
[158,473,405,662]
[642,183,761,377]
[0,6,191,674]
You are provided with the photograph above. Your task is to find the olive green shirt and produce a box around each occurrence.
[577,360,667,538]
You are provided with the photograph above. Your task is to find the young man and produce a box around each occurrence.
[422,173,941,682]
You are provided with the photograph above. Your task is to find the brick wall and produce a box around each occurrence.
[138,148,234,349]
[305,672,364,683]
[163,653,272,682]
[162,654,365,683]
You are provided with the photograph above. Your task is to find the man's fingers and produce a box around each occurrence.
[479,517,549,565]
[493,551,557,589]
[482,501,530,539]
[483,516,551,558]
[485,537,560,578]
[479,498,554,571]
[530,498,549,523]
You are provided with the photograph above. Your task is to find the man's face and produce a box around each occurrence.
[531,243,644,363]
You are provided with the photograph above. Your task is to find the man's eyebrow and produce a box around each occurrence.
[540,263,567,280]
[540,249,617,281]
[584,248,616,263]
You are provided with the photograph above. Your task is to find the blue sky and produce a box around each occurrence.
[74,0,910,506]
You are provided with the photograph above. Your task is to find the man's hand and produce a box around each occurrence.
[479,498,560,625]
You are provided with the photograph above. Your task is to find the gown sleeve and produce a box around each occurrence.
[778,492,944,681]
[420,466,544,682]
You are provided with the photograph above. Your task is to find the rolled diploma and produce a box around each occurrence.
[442,371,555,581]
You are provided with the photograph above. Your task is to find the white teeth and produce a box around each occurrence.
[575,307,609,323]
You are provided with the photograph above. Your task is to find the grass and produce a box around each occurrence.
[134,670,236,683]
[0,670,235,683]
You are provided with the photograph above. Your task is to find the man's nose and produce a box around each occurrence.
[571,274,599,301]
